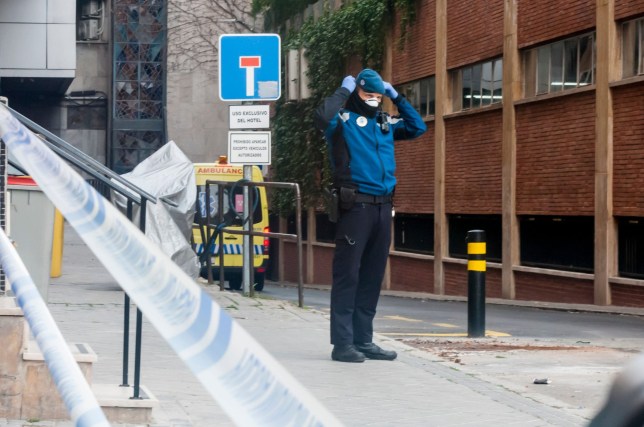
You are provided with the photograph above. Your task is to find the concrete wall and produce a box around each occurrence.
[0,0,76,77]
[166,68,230,163]
[165,0,260,163]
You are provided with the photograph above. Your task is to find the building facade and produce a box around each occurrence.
[0,0,256,174]
[281,0,644,309]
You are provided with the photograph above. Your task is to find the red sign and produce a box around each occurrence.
[240,56,260,68]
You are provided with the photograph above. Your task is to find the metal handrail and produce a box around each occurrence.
[4,105,156,204]
[201,179,305,307]
[7,105,153,400]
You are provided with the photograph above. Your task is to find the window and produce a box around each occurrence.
[448,215,502,262]
[111,0,167,173]
[195,184,263,226]
[618,217,644,279]
[396,76,435,117]
[286,212,308,241]
[520,216,593,273]
[316,212,335,243]
[524,33,595,97]
[394,214,434,254]
[451,58,502,112]
[623,18,644,78]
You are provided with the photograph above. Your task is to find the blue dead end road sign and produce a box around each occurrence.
[219,34,281,102]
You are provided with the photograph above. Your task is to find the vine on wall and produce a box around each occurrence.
[267,0,417,215]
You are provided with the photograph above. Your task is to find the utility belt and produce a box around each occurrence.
[354,192,393,205]
[326,187,393,223]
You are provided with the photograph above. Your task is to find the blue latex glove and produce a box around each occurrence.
[384,82,399,99]
[341,75,356,92]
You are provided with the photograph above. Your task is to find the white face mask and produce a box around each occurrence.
[364,97,380,108]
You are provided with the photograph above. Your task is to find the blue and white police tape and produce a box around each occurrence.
[0,104,342,427]
[0,230,110,427]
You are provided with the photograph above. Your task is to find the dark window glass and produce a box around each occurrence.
[579,35,593,84]
[492,59,503,102]
[287,212,308,241]
[419,79,429,116]
[618,217,644,279]
[397,77,435,117]
[394,214,434,254]
[195,184,263,226]
[520,216,594,273]
[550,41,564,92]
[471,64,482,108]
[623,20,638,78]
[564,39,578,87]
[428,77,436,115]
[449,215,502,262]
[462,67,472,110]
[537,46,550,94]
[481,62,493,106]
[316,213,335,243]
[640,21,644,74]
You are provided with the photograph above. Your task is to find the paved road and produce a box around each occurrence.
[261,282,644,344]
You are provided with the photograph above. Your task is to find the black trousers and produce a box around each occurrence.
[330,202,392,345]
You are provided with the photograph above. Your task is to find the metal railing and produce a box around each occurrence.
[5,105,155,399]
[200,179,305,307]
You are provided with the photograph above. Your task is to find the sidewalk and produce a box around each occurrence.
[4,225,632,427]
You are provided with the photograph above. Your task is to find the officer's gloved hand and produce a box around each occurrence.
[383,82,399,99]
[341,75,356,92]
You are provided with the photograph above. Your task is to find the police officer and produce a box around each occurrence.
[315,69,427,363]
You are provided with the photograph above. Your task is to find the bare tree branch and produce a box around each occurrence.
[168,0,260,73]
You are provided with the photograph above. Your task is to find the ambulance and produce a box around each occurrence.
[192,156,269,291]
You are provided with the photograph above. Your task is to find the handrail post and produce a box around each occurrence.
[121,199,133,387]
[205,183,213,285]
[132,309,143,399]
[248,182,255,297]
[218,184,225,291]
[132,198,147,399]
[295,184,303,308]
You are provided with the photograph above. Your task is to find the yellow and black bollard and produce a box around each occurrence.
[467,230,486,338]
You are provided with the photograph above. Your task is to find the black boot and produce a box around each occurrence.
[354,343,397,361]
[331,344,366,363]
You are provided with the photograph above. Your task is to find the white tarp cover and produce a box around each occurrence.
[112,141,199,278]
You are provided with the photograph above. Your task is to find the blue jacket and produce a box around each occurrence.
[315,87,427,196]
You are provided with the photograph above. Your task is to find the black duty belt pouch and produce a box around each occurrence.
[340,187,357,210]
[324,187,339,223]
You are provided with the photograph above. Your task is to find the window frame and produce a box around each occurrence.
[622,17,644,78]
[396,76,436,118]
[451,58,503,112]
[617,217,644,279]
[524,32,595,97]
[394,213,434,255]
[448,214,502,263]
[519,215,594,274]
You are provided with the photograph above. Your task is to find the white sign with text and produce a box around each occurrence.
[228,131,271,165]
[229,105,270,129]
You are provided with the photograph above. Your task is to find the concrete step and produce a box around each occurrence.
[0,296,26,419]
[92,383,158,425]
[0,296,156,425]
[20,341,98,420]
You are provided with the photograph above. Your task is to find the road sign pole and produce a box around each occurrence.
[220,34,280,294]
[243,164,252,294]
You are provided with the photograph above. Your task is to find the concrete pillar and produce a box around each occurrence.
[434,0,448,295]
[594,0,618,305]
[501,0,520,299]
